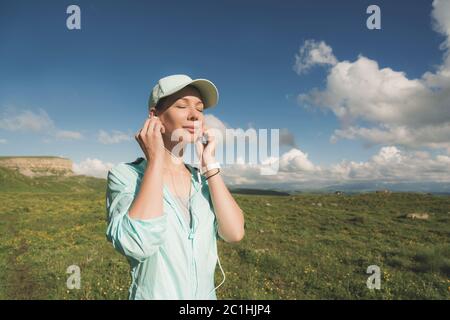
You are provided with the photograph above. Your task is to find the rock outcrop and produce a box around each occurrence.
[0,156,74,177]
[405,212,430,220]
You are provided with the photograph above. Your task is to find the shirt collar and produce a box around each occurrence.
[133,157,202,185]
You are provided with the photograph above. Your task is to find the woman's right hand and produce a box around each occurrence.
[135,110,166,163]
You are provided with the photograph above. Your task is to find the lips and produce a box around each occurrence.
[183,126,197,134]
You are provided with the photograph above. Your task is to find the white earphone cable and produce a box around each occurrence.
[208,251,226,298]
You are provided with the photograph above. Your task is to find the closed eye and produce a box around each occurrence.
[177,105,203,113]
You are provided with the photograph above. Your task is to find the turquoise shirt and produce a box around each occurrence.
[105,157,222,300]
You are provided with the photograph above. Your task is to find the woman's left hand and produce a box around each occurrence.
[195,122,217,167]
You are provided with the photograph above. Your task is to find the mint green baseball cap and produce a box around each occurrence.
[149,74,219,110]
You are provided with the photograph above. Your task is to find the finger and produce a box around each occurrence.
[135,131,147,154]
[147,117,158,136]
[195,137,204,149]
[141,118,151,138]
[154,122,161,134]
[135,130,141,142]
[136,138,146,156]
[136,127,145,140]
[136,128,144,144]
[204,128,214,142]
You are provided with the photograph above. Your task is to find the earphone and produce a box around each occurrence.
[208,252,226,298]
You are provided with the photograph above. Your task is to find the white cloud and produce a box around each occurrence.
[72,158,115,179]
[329,146,450,182]
[330,123,450,153]
[0,108,54,132]
[368,146,402,165]
[98,129,132,144]
[293,40,338,75]
[425,0,450,84]
[431,0,450,47]
[0,138,6,144]
[55,130,83,140]
[278,148,319,172]
[0,107,83,141]
[204,114,229,133]
[296,0,450,153]
[220,146,450,189]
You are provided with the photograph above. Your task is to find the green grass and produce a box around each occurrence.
[0,170,449,299]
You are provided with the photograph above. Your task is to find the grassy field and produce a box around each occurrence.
[0,168,449,299]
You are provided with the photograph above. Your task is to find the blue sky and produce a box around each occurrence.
[1,0,449,188]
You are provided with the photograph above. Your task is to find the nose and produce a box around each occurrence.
[187,107,203,122]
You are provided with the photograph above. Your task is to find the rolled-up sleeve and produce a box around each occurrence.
[206,187,223,242]
[105,165,168,262]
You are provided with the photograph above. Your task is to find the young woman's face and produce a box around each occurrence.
[152,86,205,144]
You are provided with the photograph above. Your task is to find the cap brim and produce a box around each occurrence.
[189,79,219,109]
[150,77,219,109]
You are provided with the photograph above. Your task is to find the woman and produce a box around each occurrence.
[105,74,245,300]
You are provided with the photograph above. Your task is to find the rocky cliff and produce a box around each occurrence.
[0,156,74,177]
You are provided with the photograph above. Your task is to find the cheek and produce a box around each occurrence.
[162,112,184,130]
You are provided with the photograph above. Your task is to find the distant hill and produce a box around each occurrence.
[229,188,291,196]
[316,181,450,195]
[249,181,450,195]
[0,156,73,177]
[0,166,106,193]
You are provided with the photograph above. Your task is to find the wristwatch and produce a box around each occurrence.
[200,162,221,175]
